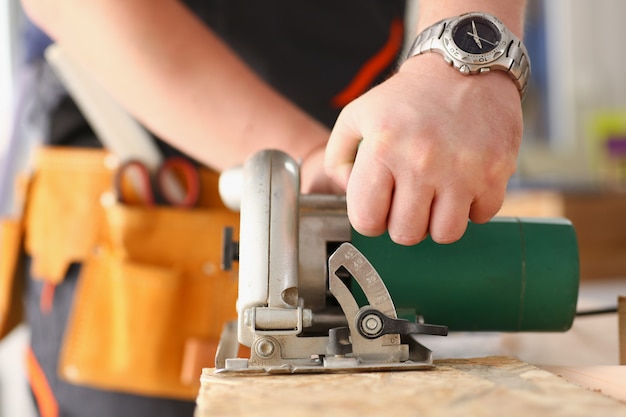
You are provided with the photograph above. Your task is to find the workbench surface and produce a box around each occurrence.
[194,356,626,417]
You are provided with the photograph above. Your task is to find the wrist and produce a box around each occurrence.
[399,53,519,100]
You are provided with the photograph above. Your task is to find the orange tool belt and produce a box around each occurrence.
[0,146,241,400]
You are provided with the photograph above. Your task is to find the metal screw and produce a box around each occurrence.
[360,313,383,336]
[254,338,276,358]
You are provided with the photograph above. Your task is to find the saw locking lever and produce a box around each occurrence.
[355,308,449,340]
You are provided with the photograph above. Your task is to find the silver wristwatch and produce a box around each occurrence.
[406,12,530,98]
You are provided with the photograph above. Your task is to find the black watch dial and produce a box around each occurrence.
[452,16,501,54]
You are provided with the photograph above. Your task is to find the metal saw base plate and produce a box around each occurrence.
[214,359,435,376]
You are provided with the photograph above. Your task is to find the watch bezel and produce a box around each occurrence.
[441,12,511,74]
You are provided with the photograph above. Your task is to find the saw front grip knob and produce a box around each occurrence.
[218,165,244,211]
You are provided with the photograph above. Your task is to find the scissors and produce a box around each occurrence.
[114,157,201,207]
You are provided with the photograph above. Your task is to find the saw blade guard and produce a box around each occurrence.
[236,150,300,347]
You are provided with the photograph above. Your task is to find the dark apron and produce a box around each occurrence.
[22,2,406,416]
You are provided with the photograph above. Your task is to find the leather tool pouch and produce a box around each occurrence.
[0,172,29,339]
[23,146,240,400]
[0,217,26,339]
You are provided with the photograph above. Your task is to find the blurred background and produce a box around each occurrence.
[0,0,17,172]
[0,1,33,416]
[1,0,626,415]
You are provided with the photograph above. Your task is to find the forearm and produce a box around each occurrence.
[21,0,328,170]
[416,0,527,37]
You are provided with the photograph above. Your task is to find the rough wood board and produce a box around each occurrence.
[617,295,626,365]
[195,357,626,417]
[543,366,626,403]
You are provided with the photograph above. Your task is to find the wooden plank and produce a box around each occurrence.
[617,295,626,365]
[542,366,626,403]
[195,357,626,417]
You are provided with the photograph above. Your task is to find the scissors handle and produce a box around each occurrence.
[156,157,201,207]
[115,157,201,207]
[114,160,156,205]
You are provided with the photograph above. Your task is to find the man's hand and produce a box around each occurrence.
[300,145,345,195]
[325,54,522,246]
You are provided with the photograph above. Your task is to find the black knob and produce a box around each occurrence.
[221,226,239,271]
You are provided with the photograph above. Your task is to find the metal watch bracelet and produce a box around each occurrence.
[406,17,530,98]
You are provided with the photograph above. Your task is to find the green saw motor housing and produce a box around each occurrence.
[351,217,579,332]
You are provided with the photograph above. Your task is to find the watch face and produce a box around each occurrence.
[452,15,502,54]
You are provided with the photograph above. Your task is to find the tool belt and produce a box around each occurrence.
[0,219,26,340]
[0,146,240,400]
